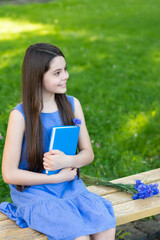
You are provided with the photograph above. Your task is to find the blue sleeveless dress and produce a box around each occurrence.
[0,95,116,240]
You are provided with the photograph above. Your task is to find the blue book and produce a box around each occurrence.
[45,125,80,175]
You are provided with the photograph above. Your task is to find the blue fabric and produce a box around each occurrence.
[0,95,116,240]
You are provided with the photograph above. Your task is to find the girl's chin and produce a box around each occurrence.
[57,87,67,94]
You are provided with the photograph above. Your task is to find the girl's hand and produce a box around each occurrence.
[57,167,77,182]
[43,150,68,171]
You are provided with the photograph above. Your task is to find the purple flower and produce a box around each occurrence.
[132,181,159,200]
[138,184,153,199]
[152,183,159,195]
[135,180,142,190]
[73,118,81,126]
[132,193,140,200]
[137,183,147,193]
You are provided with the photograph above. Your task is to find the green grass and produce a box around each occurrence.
[0,0,160,202]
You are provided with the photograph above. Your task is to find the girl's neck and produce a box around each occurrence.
[41,93,58,113]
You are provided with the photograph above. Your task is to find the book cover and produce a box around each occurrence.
[45,125,80,175]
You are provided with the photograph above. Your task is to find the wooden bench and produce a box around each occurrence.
[0,168,160,239]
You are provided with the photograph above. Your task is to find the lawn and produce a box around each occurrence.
[0,0,160,202]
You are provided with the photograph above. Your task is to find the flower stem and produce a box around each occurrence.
[81,174,137,195]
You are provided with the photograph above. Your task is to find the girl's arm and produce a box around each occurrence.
[67,97,94,168]
[43,97,94,171]
[2,110,77,185]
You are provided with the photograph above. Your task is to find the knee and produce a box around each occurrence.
[91,227,116,240]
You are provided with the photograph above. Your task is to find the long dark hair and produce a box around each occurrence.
[16,43,76,191]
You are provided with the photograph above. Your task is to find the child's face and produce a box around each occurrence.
[42,56,69,95]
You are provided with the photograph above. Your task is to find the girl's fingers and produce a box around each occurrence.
[43,162,49,168]
[43,152,50,156]
[43,157,51,163]
[43,163,52,171]
[43,160,52,167]
[49,149,62,154]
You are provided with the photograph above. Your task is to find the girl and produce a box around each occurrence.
[0,43,116,240]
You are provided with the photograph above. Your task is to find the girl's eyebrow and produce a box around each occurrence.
[53,65,67,72]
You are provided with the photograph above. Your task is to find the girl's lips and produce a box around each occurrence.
[59,83,66,88]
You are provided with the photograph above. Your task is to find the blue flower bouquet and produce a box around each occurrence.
[81,174,159,200]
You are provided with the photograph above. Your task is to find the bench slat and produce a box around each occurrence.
[114,195,160,225]
[112,168,160,184]
[0,219,20,231]
[87,185,117,196]
[0,212,8,222]
[103,191,133,205]
[0,221,47,240]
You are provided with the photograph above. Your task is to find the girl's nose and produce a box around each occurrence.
[62,71,69,80]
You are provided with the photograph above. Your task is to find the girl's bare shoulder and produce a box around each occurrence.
[8,109,25,132]
[10,108,24,121]
[73,97,85,122]
[73,97,81,110]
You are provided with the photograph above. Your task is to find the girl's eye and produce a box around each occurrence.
[55,72,60,76]
[65,67,67,71]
